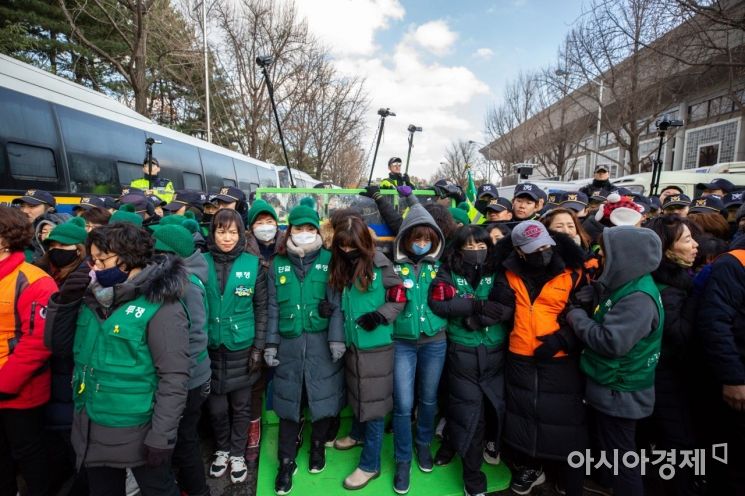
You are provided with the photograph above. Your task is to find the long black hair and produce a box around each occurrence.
[444,225,498,275]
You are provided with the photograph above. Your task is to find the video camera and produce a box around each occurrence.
[378,108,396,117]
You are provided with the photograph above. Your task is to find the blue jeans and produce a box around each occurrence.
[392,338,447,462]
[350,417,385,473]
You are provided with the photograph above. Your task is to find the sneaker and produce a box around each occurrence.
[324,415,341,447]
[275,458,297,495]
[245,418,261,469]
[308,441,326,473]
[334,435,363,450]
[415,444,433,473]
[343,468,380,490]
[209,450,230,478]
[483,441,501,465]
[434,442,456,466]
[125,468,139,496]
[393,461,411,494]
[463,485,486,496]
[229,456,248,484]
[510,466,546,495]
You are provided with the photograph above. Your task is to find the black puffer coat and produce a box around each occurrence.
[497,232,590,460]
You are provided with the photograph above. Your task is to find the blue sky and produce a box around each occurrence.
[293,0,586,180]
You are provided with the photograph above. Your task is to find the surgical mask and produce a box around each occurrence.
[411,241,432,256]
[291,232,317,246]
[94,265,129,288]
[49,248,78,268]
[253,224,277,242]
[524,248,553,268]
[462,249,487,266]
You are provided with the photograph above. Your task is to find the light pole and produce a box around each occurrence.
[195,0,211,143]
[555,69,604,173]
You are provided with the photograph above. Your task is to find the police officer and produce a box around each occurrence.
[130,158,175,204]
[579,165,613,199]
[380,157,415,189]
[512,183,546,222]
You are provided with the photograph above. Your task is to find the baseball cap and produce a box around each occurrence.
[696,178,735,193]
[594,164,609,173]
[513,183,547,203]
[546,192,561,207]
[102,197,118,210]
[388,157,402,166]
[631,194,651,215]
[689,195,725,213]
[485,197,512,212]
[558,191,588,212]
[119,193,151,212]
[213,186,245,204]
[723,191,744,209]
[12,189,56,208]
[661,193,691,210]
[73,196,106,211]
[118,187,145,200]
[477,184,498,199]
[163,190,208,212]
[511,220,556,254]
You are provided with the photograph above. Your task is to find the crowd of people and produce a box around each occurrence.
[0,157,744,496]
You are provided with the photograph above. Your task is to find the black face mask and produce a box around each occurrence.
[462,249,487,266]
[48,248,79,268]
[524,248,553,268]
[340,249,361,265]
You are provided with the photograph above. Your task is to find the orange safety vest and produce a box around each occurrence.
[0,261,49,368]
[506,268,582,357]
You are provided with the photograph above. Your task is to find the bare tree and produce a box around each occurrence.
[433,139,481,188]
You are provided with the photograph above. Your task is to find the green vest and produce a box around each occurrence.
[341,267,393,350]
[580,274,665,391]
[393,262,447,339]
[204,252,259,351]
[273,250,331,338]
[72,296,161,427]
[447,272,506,348]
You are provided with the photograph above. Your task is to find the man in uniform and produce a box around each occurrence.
[380,157,415,189]
[130,157,175,204]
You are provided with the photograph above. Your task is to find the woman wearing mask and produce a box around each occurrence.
[45,222,190,496]
[244,198,286,468]
[390,204,447,494]
[264,203,345,495]
[428,225,512,496]
[498,220,588,496]
[329,214,405,490]
[643,215,701,496]
[204,209,267,484]
[542,208,599,280]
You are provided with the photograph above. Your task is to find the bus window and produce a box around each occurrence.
[234,159,260,198]
[200,149,236,192]
[257,166,278,187]
[183,172,203,191]
[223,178,236,187]
[67,152,118,194]
[117,161,143,187]
[0,88,59,146]
[149,134,202,189]
[7,143,57,182]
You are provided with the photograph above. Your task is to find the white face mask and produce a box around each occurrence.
[253,224,277,242]
[291,232,317,246]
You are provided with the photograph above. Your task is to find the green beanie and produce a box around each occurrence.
[158,214,187,226]
[110,204,143,227]
[449,207,470,226]
[456,201,470,212]
[299,197,316,209]
[152,225,195,258]
[288,204,320,229]
[182,219,200,235]
[247,199,278,226]
[45,217,87,245]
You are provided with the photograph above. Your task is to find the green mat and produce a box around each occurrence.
[257,417,512,495]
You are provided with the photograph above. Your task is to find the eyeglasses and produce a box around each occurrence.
[87,254,118,269]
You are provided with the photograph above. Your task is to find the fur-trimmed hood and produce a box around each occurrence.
[114,254,188,306]
[496,229,587,275]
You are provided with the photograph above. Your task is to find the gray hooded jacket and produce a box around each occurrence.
[392,203,446,343]
[182,250,212,389]
[568,226,662,419]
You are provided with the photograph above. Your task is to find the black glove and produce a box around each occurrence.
[534,332,569,360]
[356,311,385,331]
[482,301,508,321]
[144,445,173,467]
[359,185,382,201]
[57,268,91,304]
[318,300,335,318]
[490,283,515,307]
[248,346,263,374]
[463,315,482,331]
[572,282,602,313]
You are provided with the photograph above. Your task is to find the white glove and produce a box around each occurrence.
[264,347,280,367]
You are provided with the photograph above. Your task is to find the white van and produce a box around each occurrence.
[611,170,745,197]
[497,180,583,200]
